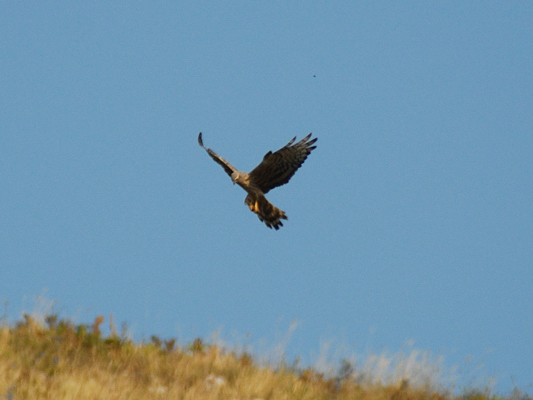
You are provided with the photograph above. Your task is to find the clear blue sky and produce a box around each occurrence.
[1,2,532,394]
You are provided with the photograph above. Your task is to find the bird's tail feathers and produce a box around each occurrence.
[245,193,287,230]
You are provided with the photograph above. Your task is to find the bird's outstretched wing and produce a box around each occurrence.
[198,132,238,178]
[248,134,317,194]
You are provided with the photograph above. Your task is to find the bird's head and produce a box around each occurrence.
[231,171,248,186]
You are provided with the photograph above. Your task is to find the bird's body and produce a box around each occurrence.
[198,132,317,229]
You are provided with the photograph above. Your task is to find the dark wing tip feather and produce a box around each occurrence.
[198,132,204,147]
[307,137,318,146]
[286,136,297,146]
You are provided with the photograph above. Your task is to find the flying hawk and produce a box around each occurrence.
[198,132,317,229]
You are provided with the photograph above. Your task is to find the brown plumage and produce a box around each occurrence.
[198,132,317,229]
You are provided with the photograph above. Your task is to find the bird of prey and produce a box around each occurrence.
[198,132,317,230]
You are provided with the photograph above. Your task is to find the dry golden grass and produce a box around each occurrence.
[0,314,525,400]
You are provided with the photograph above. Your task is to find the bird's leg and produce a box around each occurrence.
[248,201,260,213]
[244,194,261,214]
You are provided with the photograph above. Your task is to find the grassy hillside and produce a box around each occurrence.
[0,313,528,400]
